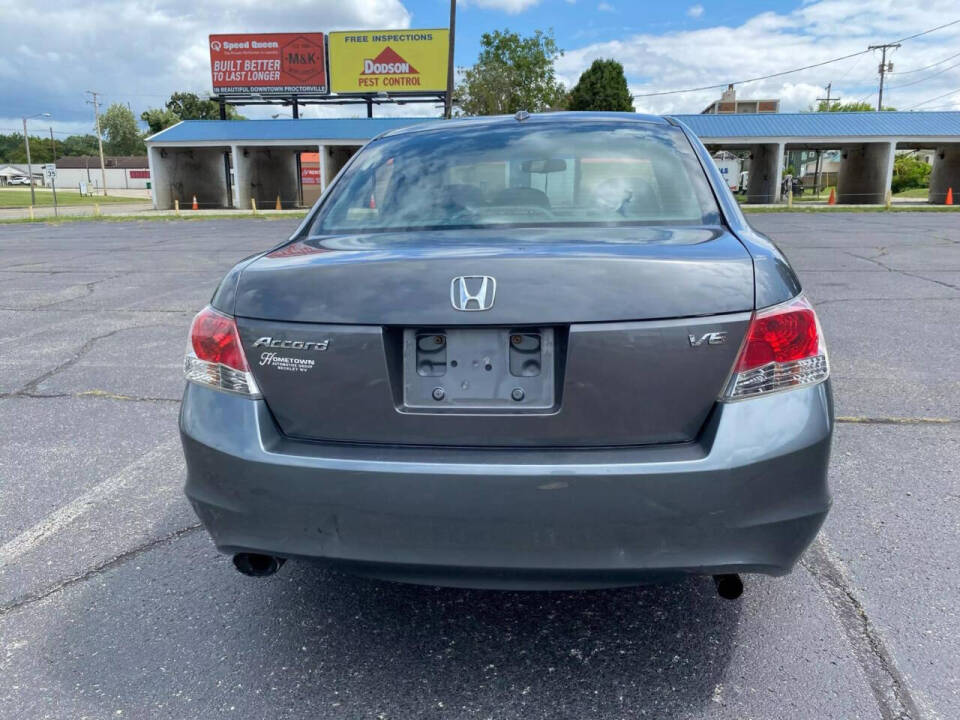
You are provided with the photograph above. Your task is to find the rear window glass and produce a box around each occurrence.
[310,121,720,235]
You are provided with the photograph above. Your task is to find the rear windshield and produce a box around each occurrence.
[310,121,720,235]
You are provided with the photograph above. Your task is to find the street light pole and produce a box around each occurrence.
[21,112,50,207]
[22,117,35,207]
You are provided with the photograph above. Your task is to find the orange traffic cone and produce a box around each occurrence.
[827,188,836,205]
[275,194,282,211]
[369,193,376,209]
[946,187,954,206]
[191,195,198,210]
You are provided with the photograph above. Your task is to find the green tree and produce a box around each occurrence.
[456,29,567,115]
[815,100,896,112]
[891,153,931,193]
[165,91,241,120]
[100,103,145,155]
[61,134,101,156]
[0,132,102,162]
[567,59,634,112]
[141,107,181,135]
[0,134,58,163]
[141,91,242,134]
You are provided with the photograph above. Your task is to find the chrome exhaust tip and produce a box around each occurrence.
[232,553,286,578]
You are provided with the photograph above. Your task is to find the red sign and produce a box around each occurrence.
[209,33,327,94]
[128,170,150,179]
[301,167,321,185]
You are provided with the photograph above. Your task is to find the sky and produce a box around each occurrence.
[2,0,960,139]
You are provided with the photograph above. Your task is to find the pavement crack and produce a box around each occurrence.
[814,297,957,307]
[13,327,126,395]
[0,524,202,617]
[843,249,960,292]
[19,272,127,311]
[836,415,958,425]
[0,390,180,403]
[9,323,167,396]
[802,538,923,720]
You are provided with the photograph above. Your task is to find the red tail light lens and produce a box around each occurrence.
[724,295,829,400]
[736,300,819,371]
[190,306,248,372]
[184,307,259,396]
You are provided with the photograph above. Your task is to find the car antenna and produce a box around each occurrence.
[515,110,530,122]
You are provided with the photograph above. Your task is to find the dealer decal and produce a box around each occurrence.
[259,353,315,372]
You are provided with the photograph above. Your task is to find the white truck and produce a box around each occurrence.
[711,151,743,193]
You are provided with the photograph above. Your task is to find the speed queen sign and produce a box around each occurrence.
[209,33,328,94]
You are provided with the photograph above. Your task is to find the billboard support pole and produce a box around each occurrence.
[445,0,456,119]
[292,94,303,207]
[219,96,233,208]
[366,97,373,118]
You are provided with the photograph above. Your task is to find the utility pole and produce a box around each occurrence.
[815,82,840,111]
[86,90,109,196]
[868,44,900,110]
[444,0,456,119]
[813,83,841,196]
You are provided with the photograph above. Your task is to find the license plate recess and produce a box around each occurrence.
[402,328,555,411]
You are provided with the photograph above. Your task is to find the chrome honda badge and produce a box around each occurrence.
[450,276,496,311]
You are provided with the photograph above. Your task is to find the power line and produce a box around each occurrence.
[905,87,960,109]
[632,48,871,98]
[0,127,85,137]
[631,17,960,99]
[891,50,960,75]
[892,18,960,43]
[886,59,960,90]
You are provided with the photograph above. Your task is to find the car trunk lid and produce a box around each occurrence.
[235,227,754,447]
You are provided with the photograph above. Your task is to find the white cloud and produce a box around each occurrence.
[461,0,541,12]
[0,0,413,127]
[556,0,960,114]
[686,4,704,18]
[597,2,614,11]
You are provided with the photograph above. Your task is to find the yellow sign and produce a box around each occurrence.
[328,29,449,94]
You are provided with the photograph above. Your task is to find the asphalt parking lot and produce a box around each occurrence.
[0,213,957,719]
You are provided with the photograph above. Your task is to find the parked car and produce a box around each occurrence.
[180,112,833,597]
[7,175,31,185]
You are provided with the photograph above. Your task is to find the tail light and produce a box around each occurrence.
[723,295,829,400]
[184,306,260,396]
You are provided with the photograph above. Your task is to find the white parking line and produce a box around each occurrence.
[0,439,180,571]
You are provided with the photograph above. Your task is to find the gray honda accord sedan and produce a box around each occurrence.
[180,112,832,595]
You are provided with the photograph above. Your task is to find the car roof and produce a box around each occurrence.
[376,111,671,140]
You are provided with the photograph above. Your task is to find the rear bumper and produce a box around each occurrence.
[180,381,833,589]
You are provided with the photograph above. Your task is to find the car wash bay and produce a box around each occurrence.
[145,118,425,210]
[145,112,960,209]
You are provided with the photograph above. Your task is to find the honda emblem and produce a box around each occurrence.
[450,276,496,311]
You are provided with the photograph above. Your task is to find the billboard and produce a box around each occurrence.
[327,29,449,94]
[209,33,327,94]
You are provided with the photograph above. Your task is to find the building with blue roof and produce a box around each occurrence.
[145,112,960,209]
